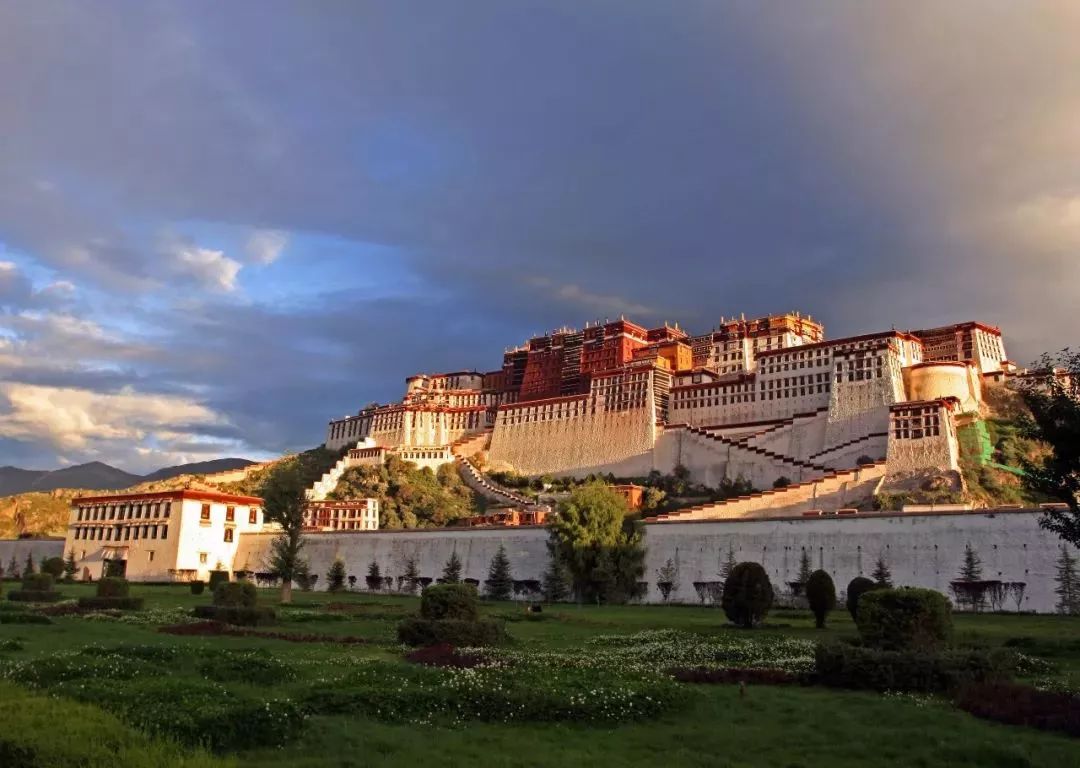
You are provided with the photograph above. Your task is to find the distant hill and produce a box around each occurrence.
[0,458,257,496]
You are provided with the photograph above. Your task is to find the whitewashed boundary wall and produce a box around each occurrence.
[0,539,65,570]
[230,509,1073,613]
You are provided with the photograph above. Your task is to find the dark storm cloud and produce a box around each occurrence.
[0,0,1077,470]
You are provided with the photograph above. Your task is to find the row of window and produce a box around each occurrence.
[73,524,168,542]
[198,504,259,524]
[76,502,172,522]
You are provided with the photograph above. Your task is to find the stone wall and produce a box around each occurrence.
[488,405,656,478]
[229,509,1075,613]
[0,538,65,573]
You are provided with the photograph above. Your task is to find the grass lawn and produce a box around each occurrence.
[1,581,1078,767]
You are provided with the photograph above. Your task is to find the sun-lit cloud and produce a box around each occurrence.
[245,229,288,265]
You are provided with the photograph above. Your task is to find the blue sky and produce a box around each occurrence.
[1,1,1078,472]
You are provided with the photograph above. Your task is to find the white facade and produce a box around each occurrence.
[65,490,267,581]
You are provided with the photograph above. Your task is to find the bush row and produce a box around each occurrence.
[955,681,1080,738]
[397,617,505,647]
[6,590,63,603]
[77,597,145,611]
[191,605,276,626]
[814,642,1013,693]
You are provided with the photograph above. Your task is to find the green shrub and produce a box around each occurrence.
[0,638,24,651]
[846,576,878,620]
[189,580,205,595]
[0,612,52,625]
[192,605,276,626]
[721,562,774,628]
[7,590,62,603]
[77,596,145,611]
[0,681,223,767]
[207,570,229,591]
[420,583,479,621]
[39,557,65,579]
[213,580,257,608]
[805,570,836,628]
[397,617,506,647]
[814,642,1013,693]
[96,577,131,598]
[856,587,952,650]
[21,573,54,592]
[196,650,295,685]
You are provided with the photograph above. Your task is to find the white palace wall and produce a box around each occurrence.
[0,538,65,572]
[231,509,1072,613]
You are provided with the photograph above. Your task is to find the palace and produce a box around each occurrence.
[319,312,1025,519]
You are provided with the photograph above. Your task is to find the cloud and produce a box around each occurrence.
[245,229,288,265]
[167,241,242,292]
[0,382,226,453]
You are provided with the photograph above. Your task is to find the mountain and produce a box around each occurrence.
[0,458,256,496]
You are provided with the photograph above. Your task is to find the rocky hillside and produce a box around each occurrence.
[0,458,256,497]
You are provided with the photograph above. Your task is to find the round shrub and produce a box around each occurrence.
[22,573,54,592]
[208,570,230,592]
[40,557,65,579]
[190,580,205,595]
[96,577,130,598]
[213,580,257,608]
[420,583,479,621]
[846,576,878,620]
[721,562,774,628]
[805,570,836,628]
[856,587,953,651]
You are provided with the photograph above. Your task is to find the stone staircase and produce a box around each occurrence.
[683,424,831,478]
[645,460,888,523]
[305,443,360,501]
[808,431,889,467]
[447,429,537,508]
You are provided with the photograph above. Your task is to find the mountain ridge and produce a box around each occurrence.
[0,458,256,497]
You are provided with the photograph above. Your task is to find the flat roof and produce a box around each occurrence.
[73,489,264,506]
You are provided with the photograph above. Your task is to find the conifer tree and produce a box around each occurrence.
[22,552,34,578]
[1054,545,1080,615]
[365,560,382,592]
[871,553,893,587]
[442,551,463,583]
[485,545,513,601]
[720,543,738,581]
[959,543,983,581]
[326,558,347,592]
[541,547,570,602]
[401,557,420,594]
[63,550,77,582]
[797,549,813,587]
[6,555,17,580]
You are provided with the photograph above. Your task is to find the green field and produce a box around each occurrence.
[1,583,1078,767]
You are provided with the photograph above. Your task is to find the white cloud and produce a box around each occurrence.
[245,229,288,265]
[0,382,227,454]
[169,242,242,292]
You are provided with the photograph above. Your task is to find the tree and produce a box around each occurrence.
[541,546,571,602]
[772,476,791,489]
[721,562,774,628]
[846,576,877,620]
[959,543,983,581]
[871,553,893,587]
[401,556,421,594]
[656,557,680,602]
[365,560,382,591]
[1020,349,1080,546]
[347,575,357,590]
[806,570,836,628]
[797,549,813,589]
[22,552,34,578]
[6,555,17,579]
[720,543,738,581]
[41,557,64,579]
[442,551,463,584]
[63,550,77,582]
[1054,545,1080,615]
[262,458,309,604]
[547,482,645,604]
[484,545,513,601]
[326,558,347,593]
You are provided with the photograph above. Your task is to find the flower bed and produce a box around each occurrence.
[670,667,801,685]
[158,620,370,644]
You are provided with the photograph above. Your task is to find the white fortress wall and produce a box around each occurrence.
[0,538,65,569]
[642,510,1070,612]
[230,510,1073,613]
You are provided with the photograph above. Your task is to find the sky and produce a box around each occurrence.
[0,1,1078,473]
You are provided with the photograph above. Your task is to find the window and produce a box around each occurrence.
[225,506,235,522]
[249,509,258,524]
[224,528,234,543]
[148,551,155,562]
[160,524,168,540]
[199,552,208,564]
[200,504,211,521]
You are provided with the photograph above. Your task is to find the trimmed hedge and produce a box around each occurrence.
[191,605,276,626]
[21,573,55,592]
[814,642,1012,693]
[7,590,63,603]
[397,617,505,647]
[721,562,774,628]
[77,596,145,611]
[420,583,479,621]
[805,570,836,628]
[189,580,206,595]
[97,577,131,598]
[846,576,877,620]
[207,570,230,592]
[856,587,952,650]
[213,580,257,608]
[955,681,1080,737]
